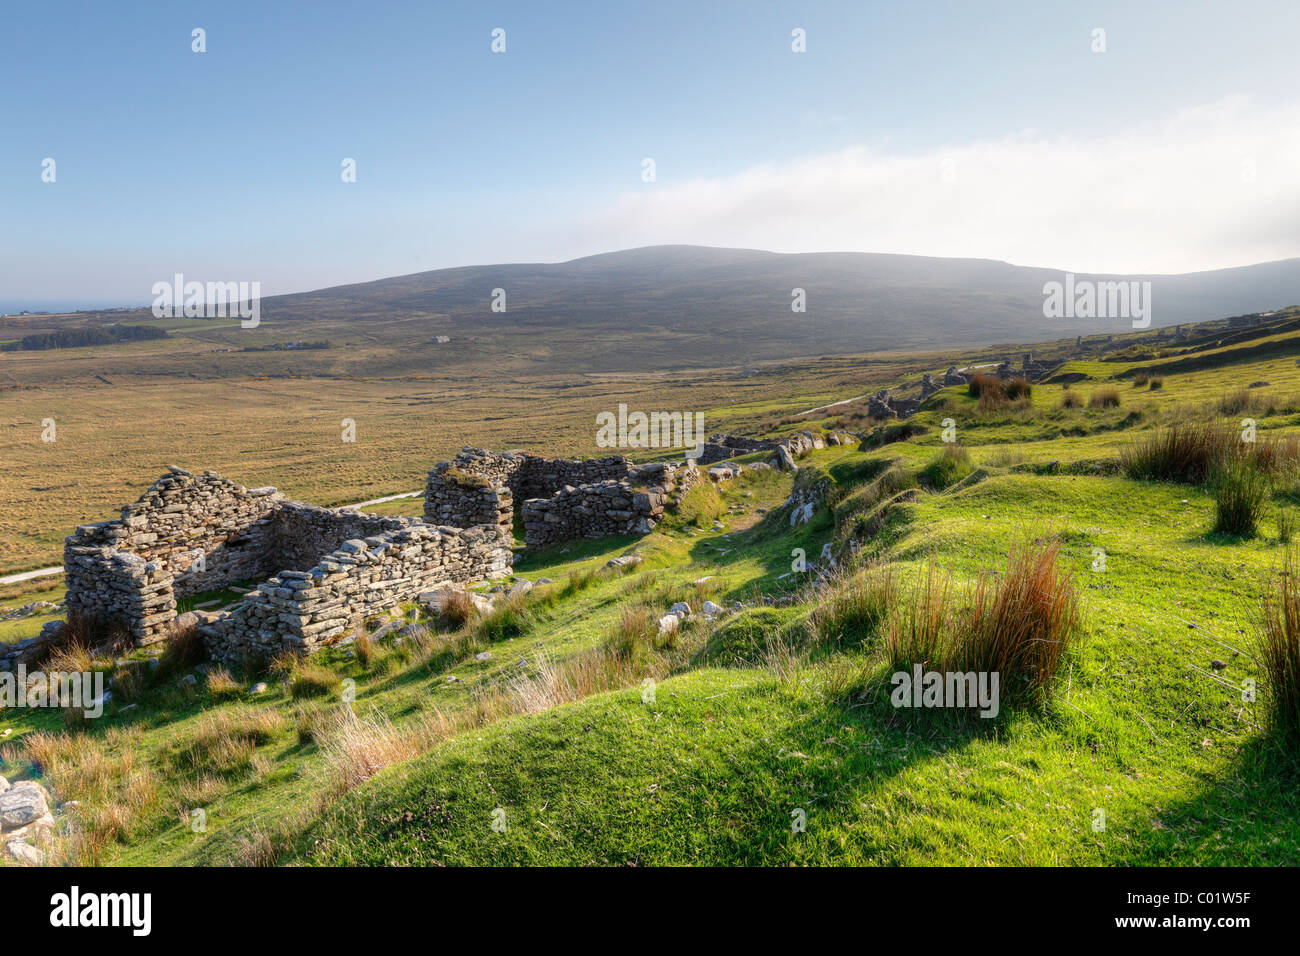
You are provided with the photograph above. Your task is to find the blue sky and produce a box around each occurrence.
[3,0,1299,305]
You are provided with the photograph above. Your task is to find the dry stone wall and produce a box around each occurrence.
[426,448,702,551]
[698,433,781,465]
[54,467,515,668]
[204,521,512,666]
[424,448,632,531]
[63,468,284,644]
[521,461,699,549]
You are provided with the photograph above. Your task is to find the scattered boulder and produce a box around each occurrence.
[0,781,50,832]
[669,602,692,618]
[4,838,43,866]
[701,600,725,618]
[1249,381,1271,389]
[605,554,643,570]
[419,585,490,616]
[790,503,815,526]
[657,614,680,635]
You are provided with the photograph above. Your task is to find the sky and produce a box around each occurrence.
[2,0,1299,306]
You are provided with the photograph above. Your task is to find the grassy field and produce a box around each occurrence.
[3,311,1300,866]
[0,353,930,575]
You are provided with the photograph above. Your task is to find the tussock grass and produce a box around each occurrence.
[205,666,243,701]
[1213,461,1268,537]
[968,374,1032,413]
[967,373,1001,398]
[22,727,162,862]
[473,590,535,642]
[1261,553,1300,745]
[440,589,478,628]
[606,604,660,661]
[1121,422,1238,484]
[45,640,98,674]
[883,539,1079,706]
[919,444,974,490]
[958,538,1080,700]
[316,636,664,801]
[884,565,955,670]
[289,659,340,699]
[155,620,208,680]
[177,708,288,776]
[353,629,374,668]
[1122,422,1299,496]
[1088,389,1121,409]
[811,564,897,649]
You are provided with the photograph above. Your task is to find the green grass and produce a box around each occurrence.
[7,319,1300,867]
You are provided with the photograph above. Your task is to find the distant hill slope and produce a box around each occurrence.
[258,245,1300,365]
[4,246,1296,380]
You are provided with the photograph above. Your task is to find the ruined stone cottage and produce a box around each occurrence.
[424,447,700,549]
[62,468,512,667]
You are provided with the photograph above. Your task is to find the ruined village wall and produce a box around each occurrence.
[424,471,513,532]
[206,521,513,665]
[520,461,700,549]
[424,448,630,531]
[270,503,408,572]
[63,470,284,644]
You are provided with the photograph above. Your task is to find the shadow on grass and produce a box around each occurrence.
[1101,732,1300,865]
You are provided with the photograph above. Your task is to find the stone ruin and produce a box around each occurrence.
[424,448,701,550]
[866,389,921,420]
[34,435,845,670]
[60,468,512,668]
[698,434,782,465]
[987,352,1060,381]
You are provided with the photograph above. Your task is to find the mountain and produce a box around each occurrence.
[6,246,1298,381]
[254,245,1300,367]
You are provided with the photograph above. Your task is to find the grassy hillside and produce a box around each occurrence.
[4,247,1298,384]
[5,317,1300,866]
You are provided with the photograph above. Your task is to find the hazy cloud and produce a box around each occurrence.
[573,96,1300,275]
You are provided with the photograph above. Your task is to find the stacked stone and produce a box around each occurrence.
[271,502,408,570]
[698,434,780,465]
[866,390,921,420]
[521,460,699,549]
[513,455,630,499]
[425,448,632,531]
[204,522,513,666]
[0,621,64,672]
[61,468,286,644]
[767,432,821,471]
[63,549,174,645]
[424,471,513,532]
[64,466,282,590]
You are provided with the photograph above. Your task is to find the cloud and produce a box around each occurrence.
[570,96,1300,274]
